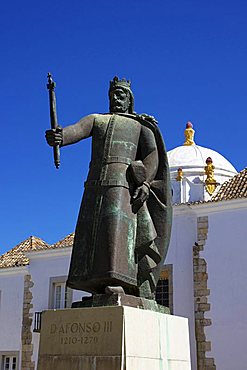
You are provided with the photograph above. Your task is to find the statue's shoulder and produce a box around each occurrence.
[89,113,105,119]
[88,113,111,124]
[93,113,139,124]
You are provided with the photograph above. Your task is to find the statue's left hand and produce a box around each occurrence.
[131,184,149,213]
[139,113,158,125]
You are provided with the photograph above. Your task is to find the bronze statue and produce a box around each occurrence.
[46,76,172,301]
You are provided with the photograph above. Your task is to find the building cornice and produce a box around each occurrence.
[173,198,247,217]
[0,265,29,276]
[24,246,72,260]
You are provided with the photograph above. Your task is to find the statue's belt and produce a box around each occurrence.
[84,179,129,189]
[89,156,132,167]
[86,156,135,188]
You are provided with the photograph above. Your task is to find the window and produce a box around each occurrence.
[0,354,18,370]
[155,264,173,313]
[54,283,62,309]
[53,282,71,309]
[3,356,16,370]
[156,278,169,307]
[48,277,72,309]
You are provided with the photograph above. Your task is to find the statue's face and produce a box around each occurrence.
[109,88,130,113]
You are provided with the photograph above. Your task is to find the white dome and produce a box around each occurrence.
[167,139,237,204]
[167,123,237,204]
[168,144,237,180]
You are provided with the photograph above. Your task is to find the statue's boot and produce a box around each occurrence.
[105,286,125,295]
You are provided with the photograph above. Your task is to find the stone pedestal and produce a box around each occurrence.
[37,306,191,370]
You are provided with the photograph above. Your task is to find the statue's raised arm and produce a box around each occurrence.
[45,114,95,147]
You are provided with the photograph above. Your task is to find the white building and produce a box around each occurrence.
[0,235,87,370]
[166,123,247,370]
[0,124,246,370]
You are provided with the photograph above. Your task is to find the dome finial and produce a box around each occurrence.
[183,121,195,146]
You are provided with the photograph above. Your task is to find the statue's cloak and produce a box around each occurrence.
[128,114,173,291]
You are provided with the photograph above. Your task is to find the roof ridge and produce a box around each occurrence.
[51,232,74,249]
[0,235,50,269]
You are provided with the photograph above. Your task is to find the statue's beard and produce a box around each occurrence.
[110,103,128,113]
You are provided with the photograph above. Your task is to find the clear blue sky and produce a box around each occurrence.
[0,0,246,254]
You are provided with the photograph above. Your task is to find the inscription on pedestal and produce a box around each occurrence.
[49,320,113,346]
[39,307,122,357]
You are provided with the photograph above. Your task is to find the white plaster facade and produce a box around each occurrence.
[202,202,247,369]
[0,247,89,370]
[27,248,87,367]
[165,210,198,370]
[0,268,27,369]
[165,132,247,369]
[164,199,247,370]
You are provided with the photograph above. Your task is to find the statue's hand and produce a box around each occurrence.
[45,126,63,147]
[131,183,149,213]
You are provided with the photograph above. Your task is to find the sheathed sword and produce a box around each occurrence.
[47,72,60,169]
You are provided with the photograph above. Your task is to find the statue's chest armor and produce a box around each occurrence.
[92,114,141,160]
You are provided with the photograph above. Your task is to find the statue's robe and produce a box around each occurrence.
[65,113,172,297]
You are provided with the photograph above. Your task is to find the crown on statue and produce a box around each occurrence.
[109,76,131,92]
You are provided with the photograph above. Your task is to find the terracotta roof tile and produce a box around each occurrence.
[50,233,74,248]
[0,233,74,269]
[0,236,49,269]
[211,168,247,202]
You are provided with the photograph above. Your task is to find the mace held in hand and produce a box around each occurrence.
[46,72,60,169]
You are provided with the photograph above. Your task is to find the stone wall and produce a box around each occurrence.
[193,216,216,370]
[21,274,35,370]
